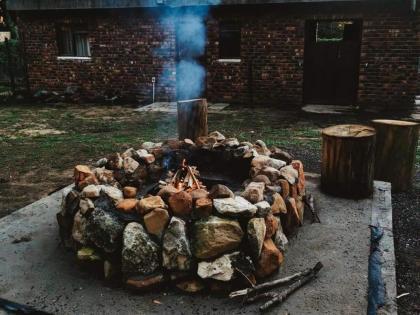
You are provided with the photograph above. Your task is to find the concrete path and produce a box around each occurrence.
[0,176,396,315]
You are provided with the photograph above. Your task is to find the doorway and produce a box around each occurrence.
[303,20,363,105]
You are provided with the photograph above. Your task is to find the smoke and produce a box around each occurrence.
[156,4,219,101]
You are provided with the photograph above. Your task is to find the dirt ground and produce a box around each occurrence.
[0,103,418,314]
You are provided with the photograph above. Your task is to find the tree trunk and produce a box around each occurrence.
[321,124,376,198]
[372,119,419,192]
[177,98,208,141]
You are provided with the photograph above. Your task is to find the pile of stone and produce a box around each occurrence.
[57,131,305,293]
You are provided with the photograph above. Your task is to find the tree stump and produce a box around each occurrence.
[372,119,419,192]
[177,98,208,141]
[321,124,376,198]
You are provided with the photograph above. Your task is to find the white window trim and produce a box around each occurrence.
[57,56,92,60]
[218,58,241,63]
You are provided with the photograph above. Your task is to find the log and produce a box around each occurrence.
[177,98,208,141]
[321,124,376,198]
[372,119,419,192]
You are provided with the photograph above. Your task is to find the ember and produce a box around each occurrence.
[57,132,306,294]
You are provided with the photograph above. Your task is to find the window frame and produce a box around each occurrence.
[56,24,91,58]
[219,22,241,61]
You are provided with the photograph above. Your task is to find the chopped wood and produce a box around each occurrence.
[303,194,320,224]
[229,262,322,299]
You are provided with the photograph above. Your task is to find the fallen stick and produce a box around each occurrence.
[304,194,321,224]
[258,262,323,312]
[229,262,322,299]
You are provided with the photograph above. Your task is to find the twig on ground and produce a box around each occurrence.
[304,194,321,223]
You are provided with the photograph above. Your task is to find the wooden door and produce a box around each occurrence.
[304,20,362,105]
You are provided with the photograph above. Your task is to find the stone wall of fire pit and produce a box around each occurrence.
[57,131,305,292]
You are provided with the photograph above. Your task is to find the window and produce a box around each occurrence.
[219,22,241,60]
[56,25,90,57]
[316,21,357,43]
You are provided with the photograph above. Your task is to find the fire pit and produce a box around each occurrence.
[57,131,305,292]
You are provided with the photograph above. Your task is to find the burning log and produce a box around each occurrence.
[171,159,205,192]
[177,98,208,141]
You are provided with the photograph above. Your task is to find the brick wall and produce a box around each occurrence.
[15,3,419,108]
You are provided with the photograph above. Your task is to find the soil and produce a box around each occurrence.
[0,103,418,314]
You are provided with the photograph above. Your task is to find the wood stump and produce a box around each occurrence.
[372,119,419,192]
[321,124,376,198]
[177,98,208,141]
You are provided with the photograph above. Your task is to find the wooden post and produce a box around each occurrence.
[372,119,419,192]
[321,124,376,198]
[177,98,208,141]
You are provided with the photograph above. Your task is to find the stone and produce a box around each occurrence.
[214,196,258,218]
[157,185,180,203]
[189,188,209,202]
[74,165,93,187]
[223,138,240,147]
[79,198,94,215]
[264,213,279,239]
[255,200,271,217]
[137,149,155,164]
[126,273,166,290]
[278,179,290,199]
[94,167,115,185]
[102,186,123,202]
[123,186,138,198]
[194,197,213,218]
[271,192,287,215]
[162,139,182,150]
[81,184,101,198]
[242,182,265,204]
[251,155,286,170]
[123,156,139,174]
[77,174,99,190]
[176,279,205,293]
[283,197,300,235]
[271,147,293,164]
[116,199,138,213]
[254,140,271,156]
[243,148,259,159]
[196,136,217,149]
[274,220,288,252]
[86,208,125,253]
[290,183,298,199]
[247,218,266,259]
[77,247,101,261]
[72,211,88,245]
[131,164,148,181]
[136,196,166,215]
[193,216,243,259]
[147,164,163,182]
[122,147,140,160]
[256,239,284,278]
[296,197,305,222]
[209,130,226,141]
[253,174,271,185]
[292,160,305,196]
[95,157,108,167]
[279,165,299,185]
[141,141,162,151]
[162,217,192,271]
[168,191,193,216]
[197,252,239,282]
[106,153,123,170]
[208,184,235,199]
[122,222,160,275]
[258,166,282,182]
[144,208,169,238]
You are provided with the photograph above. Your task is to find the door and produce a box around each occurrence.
[304,20,362,105]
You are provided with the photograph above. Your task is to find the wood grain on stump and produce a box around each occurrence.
[372,119,419,192]
[177,98,208,141]
[321,124,376,198]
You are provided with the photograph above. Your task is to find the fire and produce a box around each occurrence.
[171,159,204,192]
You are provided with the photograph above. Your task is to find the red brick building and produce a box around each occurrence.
[8,0,420,108]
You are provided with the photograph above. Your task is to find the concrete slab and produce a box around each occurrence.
[0,176,395,315]
[136,102,231,113]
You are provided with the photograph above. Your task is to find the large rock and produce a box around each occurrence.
[255,201,271,217]
[194,197,213,218]
[271,192,287,215]
[86,208,125,253]
[72,211,88,245]
[101,186,123,202]
[242,182,265,204]
[144,208,169,238]
[106,153,123,170]
[271,147,293,164]
[116,199,137,213]
[208,184,234,199]
[123,156,139,174]
[74,165,97,190]
[136,196,166,215]
[79,198,94,215]
[157,185,180,203]
[251,155,286,170]
[264,213,279,239]
[193,216,244,259]
[122,222,160,275]
[258,166,282,182]
[123,186,138,198]
[254,140,271,156]
[197,252,239,282]
[162,217,192,271]
[190,188,209,202]
[82,184,101,198]
[278,179,290,199]
[273,220,288,252]
[94,167,115,185]
[256,239,284,278]
[279,165,299,185]
[168,191,193,216]
[292,160,305,195]
[213,196,257,218]
[247,218,266,259]
[209,131,226,141]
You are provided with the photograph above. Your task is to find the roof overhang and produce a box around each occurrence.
[7,0,375,11]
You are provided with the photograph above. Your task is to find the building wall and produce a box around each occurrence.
[16,3,419,107]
